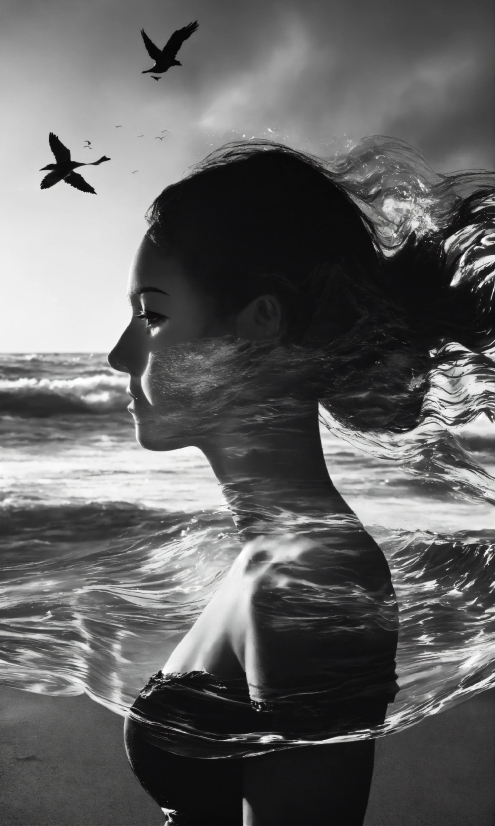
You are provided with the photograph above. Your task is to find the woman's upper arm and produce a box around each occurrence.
[230,534,331,695]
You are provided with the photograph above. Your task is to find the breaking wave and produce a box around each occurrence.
[0,373,128,417]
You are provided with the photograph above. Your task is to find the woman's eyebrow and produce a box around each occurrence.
[138,287,170,296]
[127,286,171,304]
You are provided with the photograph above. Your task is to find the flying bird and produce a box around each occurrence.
[115,125,122,128]
[132,170,138,174]
[160,129,169,133]
[137,135,144,138]
[84,140,91,146]
[141,21,198,76]
[152,76,160,81]
[155,136,165,140]
[40,133,110,194]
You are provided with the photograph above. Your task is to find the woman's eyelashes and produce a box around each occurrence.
[135,310,169,329]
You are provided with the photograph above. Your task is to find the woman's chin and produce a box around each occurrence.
[134,422,193,452]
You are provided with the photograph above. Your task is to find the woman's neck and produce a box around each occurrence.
[199,404,352,539]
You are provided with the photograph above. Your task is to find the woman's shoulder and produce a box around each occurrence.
[230,524,396,694]
[231,516,387,590]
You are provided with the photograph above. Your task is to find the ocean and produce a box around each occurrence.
[2,353,495,743]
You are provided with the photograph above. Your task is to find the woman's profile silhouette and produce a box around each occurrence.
[108,139,495,825]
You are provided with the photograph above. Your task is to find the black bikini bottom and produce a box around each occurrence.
[125,726,381,826]
[125,671,396,824]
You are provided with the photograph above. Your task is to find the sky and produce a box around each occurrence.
[1,0,493,352]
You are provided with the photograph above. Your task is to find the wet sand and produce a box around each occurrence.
[365,687,495,826]
[0,686,160,826]
[1,685,494,825]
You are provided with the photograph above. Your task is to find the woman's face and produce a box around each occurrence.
[108,235,237,450]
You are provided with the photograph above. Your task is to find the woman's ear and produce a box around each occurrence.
[235,294,284,341]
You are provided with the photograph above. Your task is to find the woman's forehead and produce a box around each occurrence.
[129,236,181,293]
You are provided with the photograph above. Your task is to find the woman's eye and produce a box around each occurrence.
[135,310,168,329]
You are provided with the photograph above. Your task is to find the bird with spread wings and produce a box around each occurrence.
[40,133,110,194]
[141,21,199,77]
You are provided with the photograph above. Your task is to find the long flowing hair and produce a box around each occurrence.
[146,137,495,501]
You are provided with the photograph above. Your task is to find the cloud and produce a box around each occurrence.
[198,18,315,132]
[383,50,494,170]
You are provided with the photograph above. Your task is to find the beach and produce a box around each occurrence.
[2,685,494,825]
[0,686,160,826]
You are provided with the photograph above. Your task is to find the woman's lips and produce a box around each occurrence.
[127,399,145,414]
[127,386,141,413]
[127,398,150,417]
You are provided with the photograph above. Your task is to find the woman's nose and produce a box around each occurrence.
[107,345,127,373]
[108,328,133,374]
[108,322,149,376]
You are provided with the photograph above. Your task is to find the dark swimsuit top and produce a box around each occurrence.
[129,663,399,758]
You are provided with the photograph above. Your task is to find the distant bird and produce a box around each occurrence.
[160,129,169,133]
[155,136,165,140]
[141,21,198,76]
[40,133,110,194]
[132,170,138,174]
[115,125,122,128]
[152,76,160,81]
[137,135,144,138]
[84,140,92,146]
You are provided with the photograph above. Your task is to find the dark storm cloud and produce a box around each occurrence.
[175,0,493,169]
[384,52,494,170]
[4,0,492,169]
